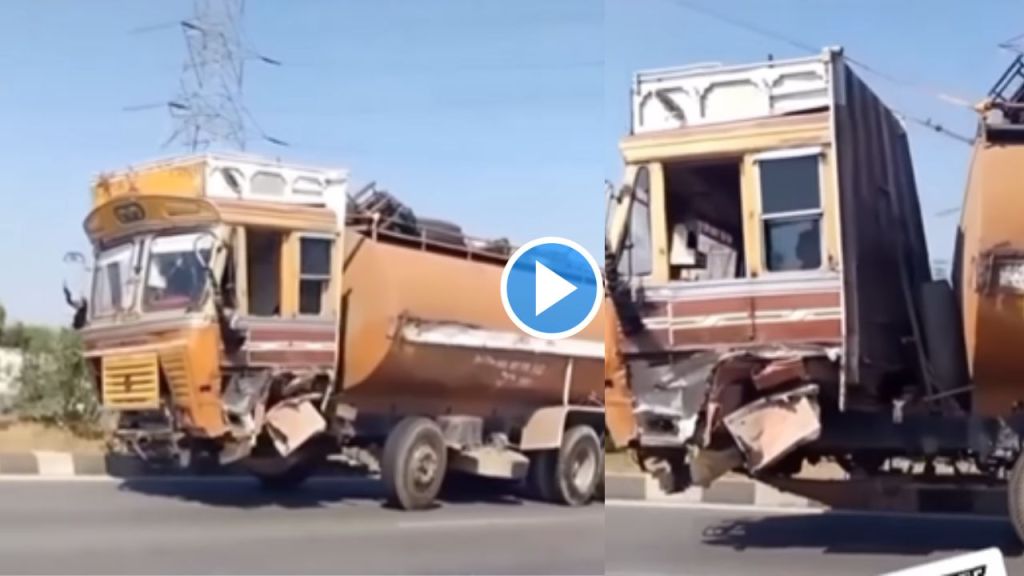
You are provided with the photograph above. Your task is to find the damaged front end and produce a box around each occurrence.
[217,370,352,477]
[632,347,839,488]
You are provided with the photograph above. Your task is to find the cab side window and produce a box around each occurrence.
[758,154,823,272]
[299,236,333,315]
[246,229,283,316]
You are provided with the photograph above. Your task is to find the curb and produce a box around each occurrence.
[0,452,364,480]
[604,471,1010,517]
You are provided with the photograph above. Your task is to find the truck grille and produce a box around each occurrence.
[158,349,190,406]
[101,353,160,410]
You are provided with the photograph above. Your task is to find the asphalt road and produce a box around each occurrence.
[606,501,1024,576]
[0,478,604,575]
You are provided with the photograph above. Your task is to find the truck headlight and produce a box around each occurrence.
[995,258,1024,292]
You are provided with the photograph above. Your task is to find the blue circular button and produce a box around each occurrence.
[500,237,603,340]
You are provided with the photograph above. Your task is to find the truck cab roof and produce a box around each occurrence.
[630,47,842,135]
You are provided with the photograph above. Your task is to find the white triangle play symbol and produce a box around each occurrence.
[535,261,578,316]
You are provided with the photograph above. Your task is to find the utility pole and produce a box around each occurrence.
[128,0,285,152]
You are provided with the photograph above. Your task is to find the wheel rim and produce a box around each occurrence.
[410,443,439,491]
[569,444,597,494]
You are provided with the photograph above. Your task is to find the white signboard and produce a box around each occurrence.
[881,548,1006,576]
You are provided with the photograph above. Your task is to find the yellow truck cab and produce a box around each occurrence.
[79,154,346,447]
[71,152,607,510]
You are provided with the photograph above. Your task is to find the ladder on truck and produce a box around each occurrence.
[986,55,1024,131]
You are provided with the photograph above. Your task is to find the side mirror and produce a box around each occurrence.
[63,250,89,270]
[62,251,90,328]
[61,251,90,303]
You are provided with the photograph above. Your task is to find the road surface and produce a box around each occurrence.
[606,501,1024,576]
[0,478,603,575]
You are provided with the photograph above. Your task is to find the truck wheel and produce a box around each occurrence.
[539,425,602,507]
[526,451,556,501]
[1009,453,1024,543]
[248,434,331,492]
[257,461,317,492]
[381,417,448,510]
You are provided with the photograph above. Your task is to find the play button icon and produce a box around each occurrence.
[500,236,603,340]
[535,261,578,315]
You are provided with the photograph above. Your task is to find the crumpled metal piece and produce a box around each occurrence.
[264,393,327,457]
[722,383,822,472]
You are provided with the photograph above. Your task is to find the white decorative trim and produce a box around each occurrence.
[244,341,336,352]
[751,146,824,162]
[644,307,842,330]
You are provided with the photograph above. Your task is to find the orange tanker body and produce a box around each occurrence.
[341,229,604,414]
[68,153,605,510]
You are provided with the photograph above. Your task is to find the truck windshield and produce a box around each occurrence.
[142,232,213,313]
[91,241,136,318]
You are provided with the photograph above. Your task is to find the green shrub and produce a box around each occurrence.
[12,327,100,435]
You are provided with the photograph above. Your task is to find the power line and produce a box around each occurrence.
[999,32,1024,54]
[665,0,819,55]
[665,0,978,144]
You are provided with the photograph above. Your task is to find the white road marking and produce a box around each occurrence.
[606,498,1008,523]
[31,451,75,477]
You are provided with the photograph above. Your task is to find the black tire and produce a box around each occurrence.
[1009,453,1024,543]
[526,450,557,501]
[539,425,603,507]
[381,417,448,510]
[249,434,331,492]
[257,460,318,492]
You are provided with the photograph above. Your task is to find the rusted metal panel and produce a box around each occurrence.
[248,350,336,366]
[752,357,808,392]
[954,129,1024,416]
[831,54,932,394]
[231,316,339,370]
[722,384,822,471]
[631,282,842,351]
[338,229,605,420]
[346,317,603,421]
[264,397,327,456]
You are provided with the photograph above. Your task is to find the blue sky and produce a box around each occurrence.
[1,0,1020,325]
[605,0,1024,277]
[0,0,602,325]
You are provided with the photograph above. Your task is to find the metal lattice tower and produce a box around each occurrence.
[159,0,283,152]
[168,0,247,151]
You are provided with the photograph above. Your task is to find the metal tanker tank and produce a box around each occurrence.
[338,226,605,422]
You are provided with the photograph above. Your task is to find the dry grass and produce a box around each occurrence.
[0,420,105,453]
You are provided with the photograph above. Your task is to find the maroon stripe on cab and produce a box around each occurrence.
[754,319,842,343]
[247,328,337,342]
[754,292,841,311]
[671,325,754,347]
[669,319,842,348]
[668,290,841,318]
[248,350,336,366]
[670,298,749,317]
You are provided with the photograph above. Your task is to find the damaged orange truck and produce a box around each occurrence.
[67,153,605,509]
[606,47,1024,539]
